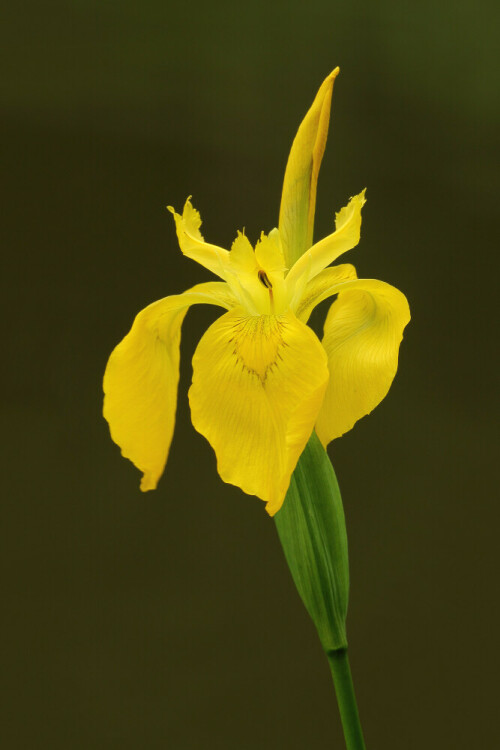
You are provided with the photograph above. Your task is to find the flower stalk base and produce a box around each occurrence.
[328,648,366,750]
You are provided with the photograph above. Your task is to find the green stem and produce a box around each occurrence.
[328,648,366,750]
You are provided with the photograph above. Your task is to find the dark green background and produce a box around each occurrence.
[2,1,498,748]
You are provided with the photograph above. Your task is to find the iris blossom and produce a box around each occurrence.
[103,69,410,515]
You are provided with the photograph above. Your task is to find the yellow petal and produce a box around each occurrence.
[168,198,231,279]
[254,230,288,314]
[103,282,236,491]
[188,308,329,514]
[230,231,256,275]
[315,278,411,446]
[254,229,286,274]
[279,68,339,268]
[293,264,358,323]
[228,230,288,316]
[227,231,269,315]
[286,190,366,291]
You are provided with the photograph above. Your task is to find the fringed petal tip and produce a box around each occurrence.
[166,195,194,215]
[335,189,366,232]
[168,197,203,240]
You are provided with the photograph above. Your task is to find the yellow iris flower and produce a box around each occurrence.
[103,69,410,515]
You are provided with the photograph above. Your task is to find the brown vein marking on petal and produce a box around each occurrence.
[229,315,288,385]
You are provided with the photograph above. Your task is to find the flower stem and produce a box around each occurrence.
[328,648,366,750]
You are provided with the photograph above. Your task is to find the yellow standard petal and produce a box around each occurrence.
[286,190,366,293]
[279,68,339,268]
[168,198,231,279]
[103,282,237,491]
[188,307,329,515]
[315,278,411,447]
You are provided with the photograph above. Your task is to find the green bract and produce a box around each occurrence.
[275,431,349,651]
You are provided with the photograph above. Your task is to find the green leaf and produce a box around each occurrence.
[274,431,349,651]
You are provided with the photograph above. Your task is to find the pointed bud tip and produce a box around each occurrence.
[316,69,340,101]
[323,68,340,90]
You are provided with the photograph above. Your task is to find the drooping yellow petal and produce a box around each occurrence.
[293,264,358,322]
[168,198,231,279]
[103,282,237,491]
[279,68,339,268]
[188,308,329,515]
[286,190,366,291]
[315,278,411,447]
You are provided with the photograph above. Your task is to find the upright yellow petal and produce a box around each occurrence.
[103,282,237,491]
[228,230,288,316]
[315,278,410,446]
[254,229,286,275]
[279,69,339,268]
[168,198,231,279]
[286,190,366,291]
[230,231,256,275]
[228,232,270,315]
[188,308,329,515]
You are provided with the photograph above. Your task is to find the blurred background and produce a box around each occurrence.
[2,1,498,747]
